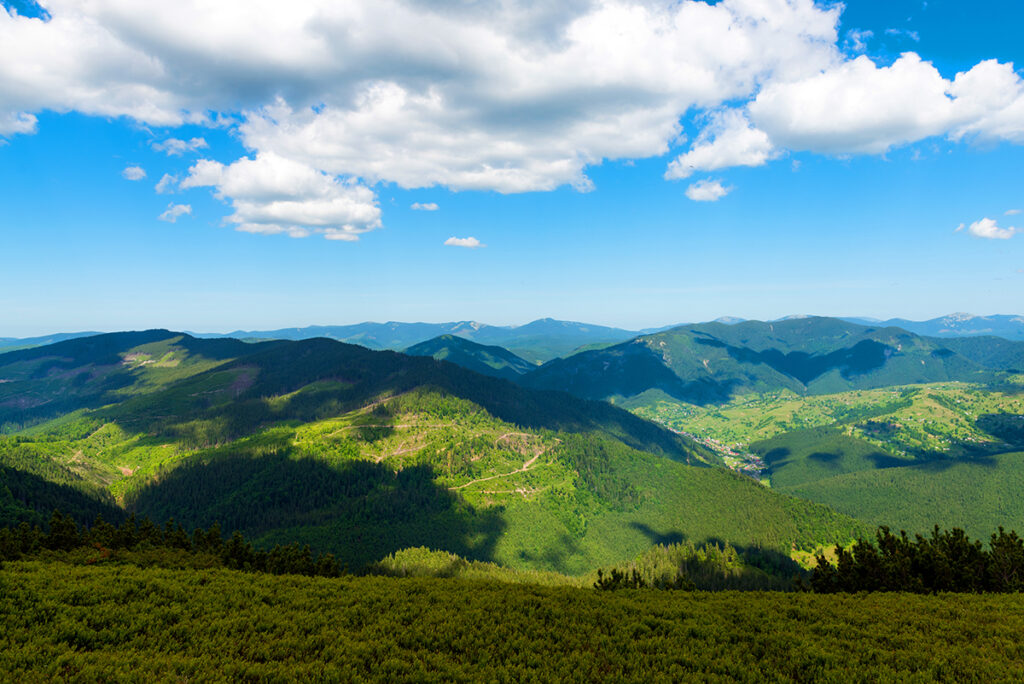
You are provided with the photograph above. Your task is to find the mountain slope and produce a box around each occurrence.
[0,331,277,430]
[750,426,1024,539]
[405,335,536,381]
[521,317,1020,405]
[0,330,869,573]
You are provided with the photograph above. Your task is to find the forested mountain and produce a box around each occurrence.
[0,331,281,431]
[405,335,535,381]
[520,317,1024,405]
[0,329,869,573]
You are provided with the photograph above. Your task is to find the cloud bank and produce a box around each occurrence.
[1,1,1022,239]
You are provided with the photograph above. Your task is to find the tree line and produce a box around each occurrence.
[0,510,344,578]
[811,525,1024,593]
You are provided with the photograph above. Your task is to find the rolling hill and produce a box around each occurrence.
[521,317,1024,405]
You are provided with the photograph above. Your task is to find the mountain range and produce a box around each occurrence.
[842,313,1024,341]
[518,317,1024,405]
[4,316,1024,574]
[5,313,1023,359]
[1,328,871,573]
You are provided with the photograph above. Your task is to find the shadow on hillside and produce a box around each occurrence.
[516,532,585,573]
[694,336,890,385]
[765,443,1001,478]
[126,453,505,570]
[701,536,805,580]
[629,522,685,546]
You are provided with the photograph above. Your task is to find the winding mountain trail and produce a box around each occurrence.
[449,448,546,491]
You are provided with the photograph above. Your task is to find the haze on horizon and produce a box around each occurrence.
[1,0,1022,337]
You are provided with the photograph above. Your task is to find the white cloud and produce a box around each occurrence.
[0,0,1022,228]
[181,152,381,240]
[153,137,208,155]
[444,236,484,248]
[122,165,146,180]
[844,29,873,54]
[158,203,192,222]
[0,111,36,135]
[961,218,1017,240]
[685,179,730,202]
[0,0,844,199]
[155,173,177,194]
[1006,209,1021,216]
[411,202,439,211]
[666,110,776,179]
[885,28,920,42]
[750,54,1024,155]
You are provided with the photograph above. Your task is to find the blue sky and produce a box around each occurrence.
[1,0,1022,336]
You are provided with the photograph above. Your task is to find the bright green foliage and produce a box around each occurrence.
[3,561,1024,680]
[633,382,1024,458]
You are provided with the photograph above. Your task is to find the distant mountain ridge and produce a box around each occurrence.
[404,335,535,381]
[520,317,1024,405]
[842,313,1024,341]
[192,318,643,364]
[5,312,1023,359]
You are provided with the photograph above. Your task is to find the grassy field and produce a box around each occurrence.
[3,560,1024,681]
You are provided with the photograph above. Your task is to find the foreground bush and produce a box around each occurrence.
[2,561,1023,681]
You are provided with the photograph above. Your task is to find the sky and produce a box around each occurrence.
[1,0,1022,337]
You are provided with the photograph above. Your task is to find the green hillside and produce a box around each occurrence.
[0,331,866,574]
[522,317,1019,404]
[750,425,1024,539]
[405,334,536,381]
[0,330,277,431]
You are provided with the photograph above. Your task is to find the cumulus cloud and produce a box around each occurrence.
[685,179,730,202]
[444,236,484,248]
[158,203,191,222]
[0,0,844,199]
[959,218,1017,240]
[122,165,146,180]
[1006,209,1021,216]
[0,0,1022,230]
[666,110,776,179]
[180,152,381,240]
[155,173,177,194]
[749,55,1024,155]
[411,202,439,211]
[153,137,208,155]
